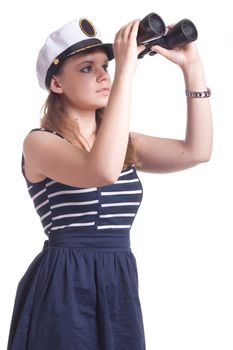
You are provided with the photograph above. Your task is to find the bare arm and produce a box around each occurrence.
[131,39,213,173]
[89,20,141,181]
[24,20,145,187]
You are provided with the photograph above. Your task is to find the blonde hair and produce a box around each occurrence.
[40,90,138,168]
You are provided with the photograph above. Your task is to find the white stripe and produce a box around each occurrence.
[51,200,98,209]
[119,169,134,177]
[48,188,97,198]
[46,180,56,187]
[99,213,135,218]
[36,199,49,211]
[41,211,51,221]
[32,188,46,200]
[51,222,95,230]
[97,225,131,229]
[53,211,98,220]
[44,222,52,231]
[101,190,142,196]
[101,202,140,207]
[115,179,139,184]
[28,185,33,191]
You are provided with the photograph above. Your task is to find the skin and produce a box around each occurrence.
[23,20,213,187]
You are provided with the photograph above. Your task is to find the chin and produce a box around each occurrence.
[95,106,106,111]
[92,96,109,110]
[95,102,108,109]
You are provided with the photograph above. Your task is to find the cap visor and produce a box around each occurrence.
[67,43,114,60]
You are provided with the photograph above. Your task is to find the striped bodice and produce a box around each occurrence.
[25,166,143,236]
[22,128,143,236]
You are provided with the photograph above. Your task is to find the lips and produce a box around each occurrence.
[96,87,110,93]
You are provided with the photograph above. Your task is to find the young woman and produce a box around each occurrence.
[7,16,212,350]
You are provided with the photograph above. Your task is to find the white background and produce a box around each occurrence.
[1,0,233,349]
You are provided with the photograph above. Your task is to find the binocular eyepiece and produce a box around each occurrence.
[137,13,198,59]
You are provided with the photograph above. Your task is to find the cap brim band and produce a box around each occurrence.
[67,43,113,59]
[45,39,114,89]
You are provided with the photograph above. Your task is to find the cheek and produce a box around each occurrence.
[106,74,112,84]
[62,79,89,97]
[62,81,96,107]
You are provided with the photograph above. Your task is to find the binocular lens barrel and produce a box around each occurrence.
[165,19,198,49]
[181,20,198,40]
[149,14,166,36]
[137,13,166,44]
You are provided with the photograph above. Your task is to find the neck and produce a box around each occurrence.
[64,106,98,151]
[65,106,97,137]
[75,113,97,137]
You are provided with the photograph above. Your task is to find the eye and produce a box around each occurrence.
[81,65,92,73]
[103,63,109,72]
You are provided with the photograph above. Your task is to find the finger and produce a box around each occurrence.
[114,20,134,40]
[115,20,139,42]
[128,19,141,40]
[121,21,138,41]
[114,23,129,40]
[137,44,146,55]
[167,23,176,29]
[150,44,171,58]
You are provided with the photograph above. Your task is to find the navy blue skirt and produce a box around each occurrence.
[7,231,146,349]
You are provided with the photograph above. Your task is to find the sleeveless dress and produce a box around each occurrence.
[7,128,146,350]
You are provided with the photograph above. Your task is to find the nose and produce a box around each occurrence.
[96,67,108,82]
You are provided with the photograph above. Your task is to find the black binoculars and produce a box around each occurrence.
[137,13,198,59]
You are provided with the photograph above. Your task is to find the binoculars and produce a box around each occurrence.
[137,13,198,59]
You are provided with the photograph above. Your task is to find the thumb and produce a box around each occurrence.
[137,44,146,55]
[151,45,171,58]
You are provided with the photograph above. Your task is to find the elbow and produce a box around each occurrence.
[184,141,213,166]
[202,153,212,163]
[86,154,121,187]
[91,168,119,187]
[197,156,211,165]
[100,171,119,186]
[192,149,212,165]
[93,175,118,187]
[93,156,125,185]
[200,146,213,163]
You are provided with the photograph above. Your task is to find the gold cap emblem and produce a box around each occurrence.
[79,18,96,37]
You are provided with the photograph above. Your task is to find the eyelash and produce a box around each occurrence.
[103,64,109,72]
[81,64,109,73]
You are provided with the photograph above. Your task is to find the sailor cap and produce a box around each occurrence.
[36,17,114,90]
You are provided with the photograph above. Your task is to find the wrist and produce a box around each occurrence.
[182,62,207,91]
[113,69,134,84]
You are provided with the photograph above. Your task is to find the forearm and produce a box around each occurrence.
[90,73,133,181]
[87,20,141,182]
[182,60,213,161]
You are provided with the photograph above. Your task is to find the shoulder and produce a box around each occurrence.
[24,128,64,142]
[23,128,64,152]
[22,128,75,184]
[23,128,71,174]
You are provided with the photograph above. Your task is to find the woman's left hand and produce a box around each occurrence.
[150,24,201,70]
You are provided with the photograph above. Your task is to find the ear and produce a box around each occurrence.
[50,76,63,94]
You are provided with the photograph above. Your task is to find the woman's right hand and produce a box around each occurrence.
[113,20,145,77]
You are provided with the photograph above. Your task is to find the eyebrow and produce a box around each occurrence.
[78,59,109,66]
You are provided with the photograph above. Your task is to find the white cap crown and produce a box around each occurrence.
[36,18,113,90]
